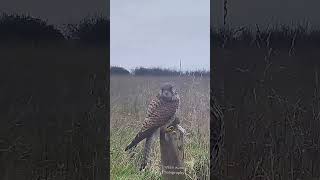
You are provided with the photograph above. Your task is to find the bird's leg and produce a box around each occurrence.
[165,125,175,133]
[165,116,179,133]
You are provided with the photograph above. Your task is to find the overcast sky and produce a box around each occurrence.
[1,0,319,71]
[110,0,210,71]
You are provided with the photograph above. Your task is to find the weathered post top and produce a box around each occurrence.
[160,117,185,180]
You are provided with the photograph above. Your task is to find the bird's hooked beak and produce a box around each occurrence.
[172,95,178,101]
[171,89,179,101]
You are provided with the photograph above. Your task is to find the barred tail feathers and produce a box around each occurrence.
[140,135,155,171]
[125,127,158,151]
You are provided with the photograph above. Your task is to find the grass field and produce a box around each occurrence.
[0,44,108,180]
[110,75,210,180]
[213,47,320,179]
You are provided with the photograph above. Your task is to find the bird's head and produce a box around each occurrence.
[159,83,179,101]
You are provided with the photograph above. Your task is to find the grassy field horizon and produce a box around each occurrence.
[110,75,210,180]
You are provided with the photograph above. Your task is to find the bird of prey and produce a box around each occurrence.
[125,83,180,171]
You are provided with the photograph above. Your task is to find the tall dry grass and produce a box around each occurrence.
[212,42,320,179]
[213,1,320,174]
[110,75,210,180]
[0,44,108,180]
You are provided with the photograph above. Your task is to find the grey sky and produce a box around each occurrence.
[212,0,320,29]
[110,0,210,71]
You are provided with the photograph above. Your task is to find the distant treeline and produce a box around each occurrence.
[211,24,320,49]
[110,66,210,77]
[3,12,319,49]
[0,12,109,46]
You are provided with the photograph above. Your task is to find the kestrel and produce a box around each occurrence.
[125,83,180,171]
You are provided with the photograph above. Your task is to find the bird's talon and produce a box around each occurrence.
[166,126,175,133]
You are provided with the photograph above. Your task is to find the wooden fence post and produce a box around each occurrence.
[160,117,185,180]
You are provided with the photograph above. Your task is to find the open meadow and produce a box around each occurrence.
[110,75,210,180]
[0,44,108,180]
[213,47,320,179]
[211,22,320,178]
